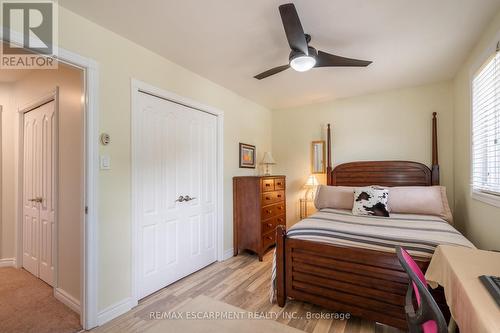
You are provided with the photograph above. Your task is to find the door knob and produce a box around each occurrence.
[175,196,185,203]
[28,197,43,203]
[183,195,196,202]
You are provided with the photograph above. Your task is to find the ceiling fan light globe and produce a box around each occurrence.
[290,55,316,72]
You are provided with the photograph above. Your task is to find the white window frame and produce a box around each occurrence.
[470,29,500,208]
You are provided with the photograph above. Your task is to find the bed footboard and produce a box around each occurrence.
[276,225,287,307]
[279,237,449,330]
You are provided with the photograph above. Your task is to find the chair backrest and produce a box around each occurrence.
[396,246,448,333]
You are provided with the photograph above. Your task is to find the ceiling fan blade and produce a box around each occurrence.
[279,3,308,55]
[315,50,372,67]
[254,64,290,80]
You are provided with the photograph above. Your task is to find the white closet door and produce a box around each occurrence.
[136,92,217,299]
[23,110,41,277]
[22,100,56,286]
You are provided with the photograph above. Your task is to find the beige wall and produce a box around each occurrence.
[0,64,84,301]
[0,83,16,259]
[453,10,500,251]
[272,82,454,226]
[56,7,272,311]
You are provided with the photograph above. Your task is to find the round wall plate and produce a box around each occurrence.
[100,133,111,145]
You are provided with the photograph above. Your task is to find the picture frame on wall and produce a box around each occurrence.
[239,143,256,168]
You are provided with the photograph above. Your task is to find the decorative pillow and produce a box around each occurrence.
[314,185,355,210]
[387,186,453,224]
[352,186,390,217]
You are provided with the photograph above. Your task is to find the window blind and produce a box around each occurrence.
[472,46,500,196]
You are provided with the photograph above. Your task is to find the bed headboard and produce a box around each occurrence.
[326,113,439,187]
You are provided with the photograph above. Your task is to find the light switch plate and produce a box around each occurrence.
[100,155,111,170]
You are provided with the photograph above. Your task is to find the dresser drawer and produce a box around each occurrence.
[262,230,276,249]
[261,202,286,220]
[261,190,285,206]
[274,178,285,190]
[262,179,274,192]
[261,214,285,234]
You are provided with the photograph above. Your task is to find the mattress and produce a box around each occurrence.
[286,208,474,258]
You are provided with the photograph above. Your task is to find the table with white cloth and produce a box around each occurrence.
[425,245,500,333]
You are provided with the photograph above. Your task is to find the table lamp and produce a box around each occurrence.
[261,152,276,176]
[304,174,319,200]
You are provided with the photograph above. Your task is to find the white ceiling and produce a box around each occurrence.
[60,0,500,109]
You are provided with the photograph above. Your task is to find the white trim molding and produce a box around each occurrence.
[222,248,234,261]
[97,297,135,326]
[471,190,500,208]
[55,288,81,314]
[130,79,225,307]
[0,258,17,267]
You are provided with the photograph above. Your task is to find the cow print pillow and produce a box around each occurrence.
[352,186,390,217]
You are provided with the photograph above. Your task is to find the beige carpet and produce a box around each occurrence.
[0,267,81,333]
[144,295,304,333]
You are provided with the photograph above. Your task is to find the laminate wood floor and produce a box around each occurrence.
[91,251,404,333]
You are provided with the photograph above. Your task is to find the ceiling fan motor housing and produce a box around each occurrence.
[289,46,317,61]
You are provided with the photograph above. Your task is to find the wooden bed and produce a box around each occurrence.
[275,113,449,329]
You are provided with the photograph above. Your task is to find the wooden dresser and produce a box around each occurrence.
[233,176,286,261]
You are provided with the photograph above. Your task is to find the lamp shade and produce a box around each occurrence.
[305,175,319,187]
[261,152,276,165]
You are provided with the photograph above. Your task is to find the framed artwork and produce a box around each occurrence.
[239,143,256,168]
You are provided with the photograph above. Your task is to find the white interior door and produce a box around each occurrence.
[22,100,56,286]
[136,92,217,299]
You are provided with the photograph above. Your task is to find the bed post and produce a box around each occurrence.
[431,112,440,185]
[326,124,333,185]
[276,224,286,307]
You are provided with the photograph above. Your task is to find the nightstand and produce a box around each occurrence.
[299,198,315,219]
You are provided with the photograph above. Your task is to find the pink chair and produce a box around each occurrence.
[396,246,447,333]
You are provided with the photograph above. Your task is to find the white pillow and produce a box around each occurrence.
[314,185,355,210]
[352,186,390,217]
[387,186,453,224]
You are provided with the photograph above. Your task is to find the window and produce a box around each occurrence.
[472,46,500,201]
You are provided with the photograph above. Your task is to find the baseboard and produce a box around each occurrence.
[97,297,136,326]
[55,288,81,314]
[0,258,16,267]
[222,248,234,261]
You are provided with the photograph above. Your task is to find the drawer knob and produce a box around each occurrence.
[267,236,272,240]
[278,218,283,222]
[266,197,271,200]
[278,206,283,210]
[265,183,270,187]
[267,210,272,214]
[267,223,273,227]
[277,194,282,198]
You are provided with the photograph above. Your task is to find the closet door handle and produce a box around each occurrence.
[184,195,196,202]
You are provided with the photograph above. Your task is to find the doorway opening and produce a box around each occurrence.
[0,56,85,333]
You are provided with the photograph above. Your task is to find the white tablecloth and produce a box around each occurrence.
[425,245,500,333]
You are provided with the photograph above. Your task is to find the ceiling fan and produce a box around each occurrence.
[254,3,372,80]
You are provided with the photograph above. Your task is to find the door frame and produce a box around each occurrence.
[130,79,225,305]
[3,29,100,329]
[17,89,60,287]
